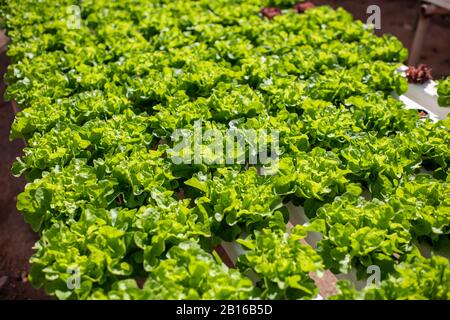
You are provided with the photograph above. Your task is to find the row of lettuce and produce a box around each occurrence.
[2,0,449,299]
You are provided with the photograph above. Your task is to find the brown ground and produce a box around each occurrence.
[0,0,449,300]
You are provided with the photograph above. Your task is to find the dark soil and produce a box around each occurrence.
[0,0,449,300]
